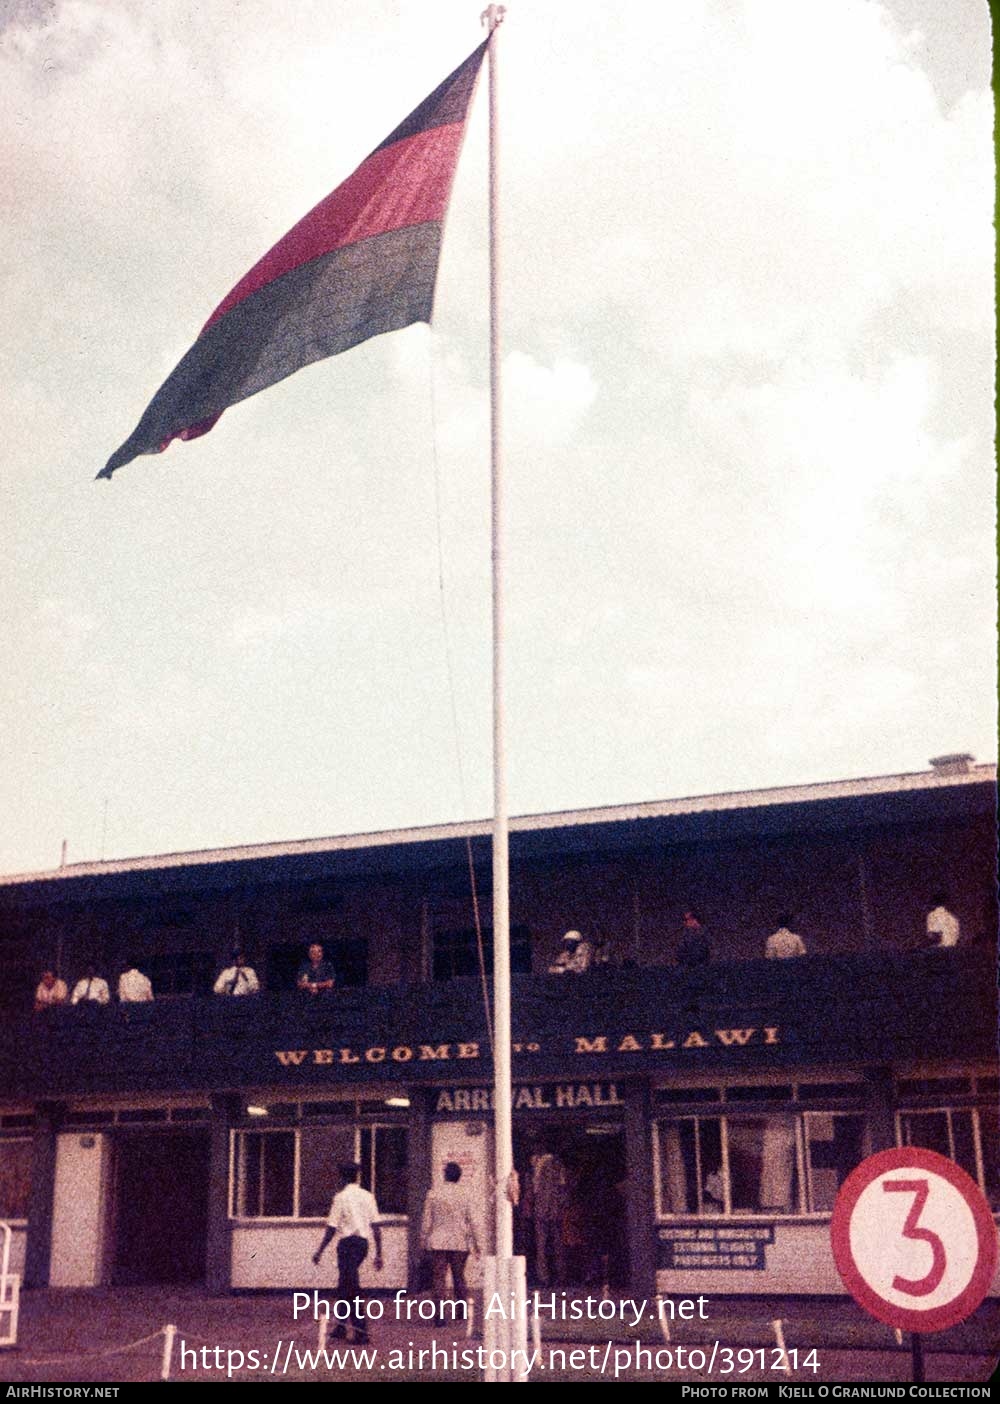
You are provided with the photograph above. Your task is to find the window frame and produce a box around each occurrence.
[228,1119,408,1222]
[654,1095,1000,1223]
[895,1103,996,1203]
[655,1111,810,1221]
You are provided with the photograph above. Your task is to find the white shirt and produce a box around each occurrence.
[765,928,807,959]
[926,906,960,947]
[421,1181,481,1254]
[71,976,111,1005]
[548,940,593,974]
[213,965,260,996]
[326,1182,380,1244]
[118,968,154,1002]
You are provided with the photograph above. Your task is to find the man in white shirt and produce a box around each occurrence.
[118,962,154,1002]
[71,967,111,1005]
[765,919,807,959]
[926,896,960,948]
[311,1162,383,1342]
[213,952,260,996]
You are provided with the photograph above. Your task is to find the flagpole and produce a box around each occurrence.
[483,1,513,1267]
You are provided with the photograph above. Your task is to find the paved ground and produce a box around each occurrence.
[0,1288,997,1384]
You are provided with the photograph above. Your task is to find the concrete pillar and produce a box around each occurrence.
[24,1100,64,1289]
[406,1087,434,1290]
[864,1065,895,1152]
[623,1077,656,1298]
[205,1093,238,1293]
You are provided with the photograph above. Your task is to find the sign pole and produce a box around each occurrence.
[484,0,513,1272]
[910,1332,924,1384]
[479,5,525,1383]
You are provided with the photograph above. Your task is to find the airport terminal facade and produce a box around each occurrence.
[0,757,996,1298]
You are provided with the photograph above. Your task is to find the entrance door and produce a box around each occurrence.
[514,1123,628,1289]
[112,1132,210,1284]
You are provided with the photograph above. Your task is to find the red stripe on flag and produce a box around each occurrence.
[203,123,464,332]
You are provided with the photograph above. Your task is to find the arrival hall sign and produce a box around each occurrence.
[435,1083,623,1112]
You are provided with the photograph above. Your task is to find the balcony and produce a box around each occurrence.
[0,946,994,1100]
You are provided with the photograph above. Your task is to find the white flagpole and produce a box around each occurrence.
[482,1,513,1267]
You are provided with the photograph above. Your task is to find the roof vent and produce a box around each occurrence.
[929,753,974,776]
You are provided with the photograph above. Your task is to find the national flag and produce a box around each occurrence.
[99,42,486,481]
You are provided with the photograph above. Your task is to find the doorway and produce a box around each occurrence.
[513,1122,628,1288]
[111,1132,210,1284]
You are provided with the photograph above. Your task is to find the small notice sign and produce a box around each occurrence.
[657,1224,774,1270]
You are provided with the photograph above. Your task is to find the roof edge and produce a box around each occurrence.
[1,761,995,888]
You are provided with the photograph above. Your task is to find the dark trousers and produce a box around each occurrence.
[430,1249,469,1309]
[534,1216,565,1286]
[337,1235,369,1333]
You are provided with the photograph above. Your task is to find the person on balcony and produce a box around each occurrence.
[548,929,593,974]
[70,966,111,1005]
[676,909,711,966]
[213,950,260,996]
[591,930,617,967]
[297,942,336,995]
[34,969,68,1011]
[765,918,807,959]
[926,895,960,948]
[118,960,154,1002]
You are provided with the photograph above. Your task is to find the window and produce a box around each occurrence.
[231,1123,408,1219]
[361,1125,408,1214]
[147,951,214,997]
[978,1104,999,1210]
[298,1127,357,1218]
[235,1131,296,1217]
[658,1117,722,1215]
[657,1111,856,1218]
[433,924,531,981]
[898,1108,979,1190]
[891,1101,999,1209]
[0,1140,32,1220]
[803,1113,869,1211]
[728,1116,798,1213]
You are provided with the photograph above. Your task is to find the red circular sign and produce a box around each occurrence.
[831,1147,997,1332]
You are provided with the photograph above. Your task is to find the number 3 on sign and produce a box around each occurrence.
[883,1178,946,1296]
[831,1147,997,1333]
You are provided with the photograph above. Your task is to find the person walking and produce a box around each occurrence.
[311,1162,382,1343]
[421,1161,481,1328]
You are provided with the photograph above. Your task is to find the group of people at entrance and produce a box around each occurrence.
[516,1136,627,1289]
[308,1144,626,1343]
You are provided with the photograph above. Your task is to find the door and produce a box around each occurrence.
[112,1131,210,1284]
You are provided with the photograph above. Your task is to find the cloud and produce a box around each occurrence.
[0,0,992,869]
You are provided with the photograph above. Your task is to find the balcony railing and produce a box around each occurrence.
[0,946,993,1099]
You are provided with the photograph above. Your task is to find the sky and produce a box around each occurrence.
[1,0,995,876]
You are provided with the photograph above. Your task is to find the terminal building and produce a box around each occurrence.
[0,754,996,1298]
